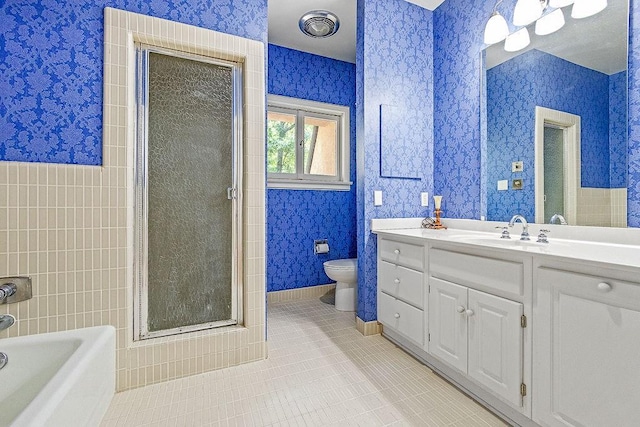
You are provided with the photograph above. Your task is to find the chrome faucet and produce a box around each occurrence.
[0,314,15,371]
[549,214,568,225]
[0,283,16,304]
[508,214,530,241]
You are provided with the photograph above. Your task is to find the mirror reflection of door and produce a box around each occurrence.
[543,125,565,223]
[534,106,580,225]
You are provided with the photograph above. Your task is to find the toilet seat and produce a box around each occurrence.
[323,258,357,270]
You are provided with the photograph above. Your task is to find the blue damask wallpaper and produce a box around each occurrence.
[486,49,613,222]
[630,0,640,227]
[267,44,357,292]
[356,0,434,322]
[0,0,267,165]
[610,71,628,189]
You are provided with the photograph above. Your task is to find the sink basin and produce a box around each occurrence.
[0,326,115,427]
[457,236,551,247]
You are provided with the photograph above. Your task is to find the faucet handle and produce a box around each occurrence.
[537,229,550,243]
[495,226,511,239]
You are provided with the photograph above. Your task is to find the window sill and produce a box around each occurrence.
[267,179,353,191]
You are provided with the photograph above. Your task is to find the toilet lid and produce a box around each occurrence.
[324,258,357,270]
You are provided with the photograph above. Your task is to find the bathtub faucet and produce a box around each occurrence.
[0,283,16,304]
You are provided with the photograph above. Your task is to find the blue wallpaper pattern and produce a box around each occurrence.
[0,0,267,165]
[610,71,628,189]
[630,0,640,227]
[486,49,613,222]
[267,44,357,292]
[356,0,434,322]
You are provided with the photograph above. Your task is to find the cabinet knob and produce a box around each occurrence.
[597,282,612,292]
[394,249,400,255]
[394,313,400,319]
[456,306,465,313]
[465,309,475,317]
[394,278,400,284]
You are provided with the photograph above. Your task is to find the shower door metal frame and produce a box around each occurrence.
[133,44,244,341]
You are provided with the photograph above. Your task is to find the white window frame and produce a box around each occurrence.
[267,94,351,191]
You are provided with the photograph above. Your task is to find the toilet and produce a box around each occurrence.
[323,258,357,312]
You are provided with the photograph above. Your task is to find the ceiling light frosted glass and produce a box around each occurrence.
[513,0,544,26]
[549,0,574,7]
[504,28,531,52]
[484,11,510,45]
[571,0,607,19]
[535,9,565,36]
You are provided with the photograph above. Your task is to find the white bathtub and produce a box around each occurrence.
[0,326,115,427]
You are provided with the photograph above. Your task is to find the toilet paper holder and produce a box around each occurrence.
[314,239,330,255]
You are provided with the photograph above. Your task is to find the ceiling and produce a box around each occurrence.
[267,0,445,64]
[486,0,628,75]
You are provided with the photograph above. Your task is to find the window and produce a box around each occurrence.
[267,95,351,190]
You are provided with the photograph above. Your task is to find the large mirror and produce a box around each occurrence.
[481,0,629,227]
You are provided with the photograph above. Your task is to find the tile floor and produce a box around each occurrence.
[102,297,508,426]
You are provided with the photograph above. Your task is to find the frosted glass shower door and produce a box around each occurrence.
[543,126,565,223]
[135,46,242,340]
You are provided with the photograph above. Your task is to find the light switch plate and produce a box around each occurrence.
[497,180,508,191]
[374,190,383,206]
[512,161,524,172]
[420,192,429,206]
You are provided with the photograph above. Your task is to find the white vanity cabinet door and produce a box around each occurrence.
[467,289,523,408]
[534,268,640,427]
[428,278,468,373]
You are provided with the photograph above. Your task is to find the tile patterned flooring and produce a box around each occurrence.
[102,298,508,426]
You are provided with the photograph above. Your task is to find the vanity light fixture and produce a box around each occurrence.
[535,8,565,36]
[504,27,531,52]
[513,0,546,26]
[484,0,510,45]
[571,0,607,19]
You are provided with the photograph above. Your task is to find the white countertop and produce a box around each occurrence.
[373,226,640,271]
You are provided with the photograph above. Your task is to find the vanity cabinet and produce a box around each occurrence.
[533,264,640,427]
[429,249,525,409]
[377,238,426,347]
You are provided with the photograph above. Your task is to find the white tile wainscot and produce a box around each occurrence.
[372,219,640,427]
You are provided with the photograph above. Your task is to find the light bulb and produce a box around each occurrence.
[549,0,574,7]
[513,0,544,26]
[504,28,531,52]
[572,0,607,19]
[484,11,510,45]
[535,9,565,36]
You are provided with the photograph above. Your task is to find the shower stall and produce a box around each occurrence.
[133,45,243,340]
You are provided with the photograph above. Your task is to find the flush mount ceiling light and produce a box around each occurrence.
[513,0,546,26]
[535,8,565,36]
[504,27,531,52]
[484,0,510,45]
[299,10,340,38]
[571,0,607,19]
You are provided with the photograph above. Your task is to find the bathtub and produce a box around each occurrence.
[0,326,115,427]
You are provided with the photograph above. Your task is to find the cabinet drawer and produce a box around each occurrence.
[378,291,424,346]
[536,267,640,309]
[430,248,523,297]
[378,261,424,309]
[379,238,424,271]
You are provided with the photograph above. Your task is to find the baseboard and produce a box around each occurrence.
[356,317,382,336]
[267,284,335,304]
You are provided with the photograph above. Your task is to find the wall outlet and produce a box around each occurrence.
[420,192,429,206]
[374,190,383,206]
[512,161,524,172]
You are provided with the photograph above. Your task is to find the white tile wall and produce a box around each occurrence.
[577,188,628,227]
[0,8,266,391]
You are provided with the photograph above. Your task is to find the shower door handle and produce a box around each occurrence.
[227,187,237,200]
